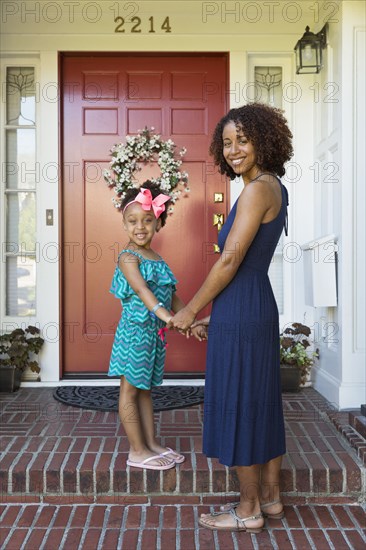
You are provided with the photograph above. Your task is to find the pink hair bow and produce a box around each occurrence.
[123,188,170,218]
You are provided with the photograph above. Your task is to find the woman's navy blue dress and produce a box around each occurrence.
[203,178,288,467]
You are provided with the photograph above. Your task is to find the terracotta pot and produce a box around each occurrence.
[0,366,22,392]
[280,364,301,392]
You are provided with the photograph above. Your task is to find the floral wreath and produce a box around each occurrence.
[103,127,189,212]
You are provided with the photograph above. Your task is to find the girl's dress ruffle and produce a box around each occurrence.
[110,255,177,300]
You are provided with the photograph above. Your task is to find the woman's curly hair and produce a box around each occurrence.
[121,180,171,227]
[209,103,293,178]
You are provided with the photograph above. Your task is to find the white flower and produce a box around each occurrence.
[103,128,189,210]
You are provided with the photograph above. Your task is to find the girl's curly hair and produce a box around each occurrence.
[121,180,171,226]
[209,103,293,178]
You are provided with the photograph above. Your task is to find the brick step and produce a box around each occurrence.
[0,438,363,503]
[0,388,365,504]
[326,409,366,467]
[349,412,366,440]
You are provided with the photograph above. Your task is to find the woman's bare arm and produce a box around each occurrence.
[171,180,271,329]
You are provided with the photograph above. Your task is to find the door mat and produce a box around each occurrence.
[53,385,204,412]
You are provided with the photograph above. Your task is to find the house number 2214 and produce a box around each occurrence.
[114,16,172,33]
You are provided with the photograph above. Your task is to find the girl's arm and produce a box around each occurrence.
[119,253,172,323]
[171,181,271,329]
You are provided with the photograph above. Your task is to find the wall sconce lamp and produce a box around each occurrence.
[294,25,327,74]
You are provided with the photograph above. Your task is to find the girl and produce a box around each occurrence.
[108,181,185,470]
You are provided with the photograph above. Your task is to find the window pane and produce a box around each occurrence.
[254,66,284,314]
[6,192,36,252]
[5,129,36,189]
[6,67,36,126]
[269,254,284,314]
[254,67,282,108]
[6,256,36,316]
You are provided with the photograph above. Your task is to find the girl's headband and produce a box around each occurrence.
[122,188,170,219]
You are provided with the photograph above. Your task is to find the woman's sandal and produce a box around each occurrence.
[260,499,285,519]
[198,507,264,533]
[219,499,284,519]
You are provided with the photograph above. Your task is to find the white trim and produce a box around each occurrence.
[36,50,60,383]
[0,53,40,59]
[21,379,205,387]
[315,362,366,410]
[301,233,337,250]
[312,366,341,409]
[353,26,366,354]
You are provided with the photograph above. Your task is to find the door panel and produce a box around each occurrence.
[62,54,228,374]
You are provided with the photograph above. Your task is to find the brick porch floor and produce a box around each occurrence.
[0,387,365,549]
[1,502,365,549]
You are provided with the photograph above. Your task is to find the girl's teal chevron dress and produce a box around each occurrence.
[108,249,177,389]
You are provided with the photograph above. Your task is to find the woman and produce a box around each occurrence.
[170,103,293,532]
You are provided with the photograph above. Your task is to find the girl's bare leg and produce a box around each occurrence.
[137,389,158,448]
[119,377,171,466]
[137,390,180,460]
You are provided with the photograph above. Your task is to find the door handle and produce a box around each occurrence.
[213,213,224,254]
[213,213,224,232]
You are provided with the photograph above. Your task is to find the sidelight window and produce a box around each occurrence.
[2,66,37,316]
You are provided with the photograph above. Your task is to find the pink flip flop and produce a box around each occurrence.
[126,454,175,471]
[159,447,185,464]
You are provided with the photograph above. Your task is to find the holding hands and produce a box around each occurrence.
[190,318,210,341]
[168,309,210,342]
[168,305,195,332]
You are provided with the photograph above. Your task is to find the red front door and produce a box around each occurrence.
[62,53,228,375]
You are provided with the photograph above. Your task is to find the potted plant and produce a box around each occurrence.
[280,322,319,392]
[0,326,44,392]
